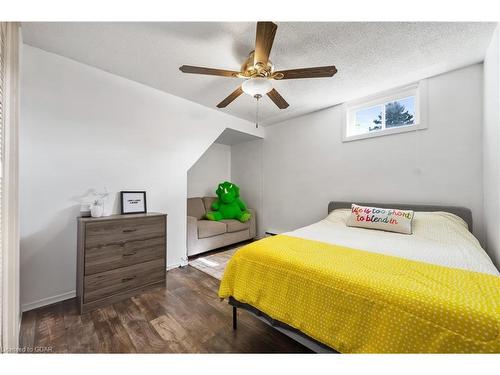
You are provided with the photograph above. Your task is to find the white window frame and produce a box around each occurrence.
[342,81,428,142]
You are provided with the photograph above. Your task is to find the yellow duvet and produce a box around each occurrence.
[218,235,500,353]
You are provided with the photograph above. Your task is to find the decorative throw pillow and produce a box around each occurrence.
[346,204,414,234]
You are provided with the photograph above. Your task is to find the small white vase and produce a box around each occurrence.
[90,204,104,218]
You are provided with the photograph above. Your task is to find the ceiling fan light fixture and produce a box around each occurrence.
[242,77,273,97]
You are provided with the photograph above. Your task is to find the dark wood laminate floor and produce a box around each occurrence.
[19,265,310,353]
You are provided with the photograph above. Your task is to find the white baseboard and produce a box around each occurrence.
[167,259,188,270]
[21,290,76,312]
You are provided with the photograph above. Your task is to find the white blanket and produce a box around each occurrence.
[284,209,500,276]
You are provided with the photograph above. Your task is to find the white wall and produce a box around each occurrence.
[187,143,231,198]
[20,45,262,311]
[233,64,486,247]
[231,140,264,234]
[483,26,500,266]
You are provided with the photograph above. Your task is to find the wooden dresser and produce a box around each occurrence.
[76,213,167,314]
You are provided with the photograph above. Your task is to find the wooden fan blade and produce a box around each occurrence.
[254,22,277,66]
[267,88,289,109]
[217,86,243,108]
[179,65,239,77]
[275,65,338,80]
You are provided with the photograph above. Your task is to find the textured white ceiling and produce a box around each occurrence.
[22,22,496,126]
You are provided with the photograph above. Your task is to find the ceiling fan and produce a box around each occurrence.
[179,22,338,110]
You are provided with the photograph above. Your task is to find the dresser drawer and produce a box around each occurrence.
[85,216,165,249]
[85,236,165,275]
[84,258,165,303]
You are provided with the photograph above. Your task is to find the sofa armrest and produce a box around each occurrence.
[187,216,199,246]
[247,208,256,238]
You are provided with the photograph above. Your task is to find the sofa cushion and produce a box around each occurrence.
[188,197,206,220]
[197,220,227,239]
[221,219,250,233]
[203,196,217,212]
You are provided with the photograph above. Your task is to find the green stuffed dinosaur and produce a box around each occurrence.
[205,181,251,223]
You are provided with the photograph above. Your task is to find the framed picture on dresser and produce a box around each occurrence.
[120,191,147,214]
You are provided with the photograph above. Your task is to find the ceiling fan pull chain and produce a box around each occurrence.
[255,94,261,128]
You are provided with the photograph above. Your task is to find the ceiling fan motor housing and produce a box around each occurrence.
[238,51,276,78]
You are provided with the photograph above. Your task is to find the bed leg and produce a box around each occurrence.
[232,306,237,330]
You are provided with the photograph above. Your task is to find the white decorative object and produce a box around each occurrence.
[90,200,104,218]
[95,187,111,216]
[77,187,111,217]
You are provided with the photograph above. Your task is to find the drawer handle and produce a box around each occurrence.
[121,276,136,283]
[122,229,137,233]
[122,252,137,257]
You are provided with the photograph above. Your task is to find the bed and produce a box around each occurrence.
[218,201,500,353]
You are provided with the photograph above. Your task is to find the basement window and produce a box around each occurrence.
[343,83,427,142]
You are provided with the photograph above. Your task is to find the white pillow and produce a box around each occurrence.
[346,204,414,234]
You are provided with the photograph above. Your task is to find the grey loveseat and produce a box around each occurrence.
[187,197,256,256]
